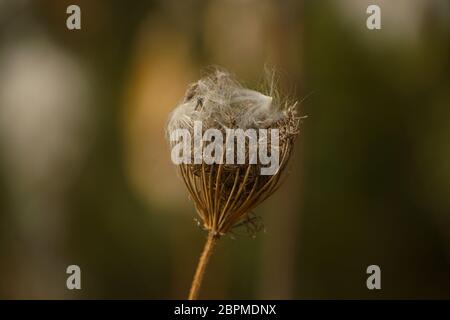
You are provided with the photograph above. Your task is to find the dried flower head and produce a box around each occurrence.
[167,69,300,237]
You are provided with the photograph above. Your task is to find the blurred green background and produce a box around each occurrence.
[0,0,449,299]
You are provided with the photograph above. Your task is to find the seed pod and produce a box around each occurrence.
[167,69,300,236]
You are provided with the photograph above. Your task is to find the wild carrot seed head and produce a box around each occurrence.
[167,69,300,236]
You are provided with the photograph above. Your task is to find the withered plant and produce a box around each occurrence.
[167,69,300,299]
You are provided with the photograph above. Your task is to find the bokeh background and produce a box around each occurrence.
[0,0,449,299]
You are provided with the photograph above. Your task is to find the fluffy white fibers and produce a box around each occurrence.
[167,70,288,134]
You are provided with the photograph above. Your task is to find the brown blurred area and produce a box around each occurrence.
[0,0,449,299]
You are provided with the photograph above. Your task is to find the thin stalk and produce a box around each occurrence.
[188,232,218,300]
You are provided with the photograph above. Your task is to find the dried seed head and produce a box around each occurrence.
[167,69,300,236]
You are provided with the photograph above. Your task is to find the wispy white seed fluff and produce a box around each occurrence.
[167,70,288,134]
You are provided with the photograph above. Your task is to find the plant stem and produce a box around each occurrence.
[188,232,218,300]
